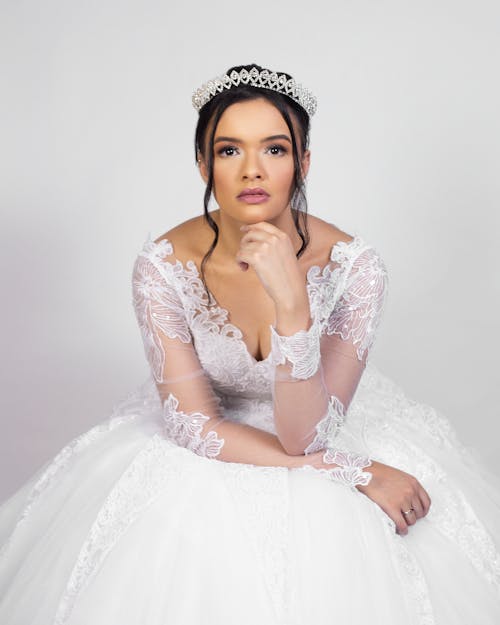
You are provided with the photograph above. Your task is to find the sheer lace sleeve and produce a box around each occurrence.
[132,240,319,468]
[271,245,388,459]
[132,245,226,458]
[131,236,386,491]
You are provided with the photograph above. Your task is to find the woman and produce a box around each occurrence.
[0,63,499,624]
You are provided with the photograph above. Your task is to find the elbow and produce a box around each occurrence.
[278,436,307,457]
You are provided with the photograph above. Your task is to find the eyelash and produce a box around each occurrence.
[217,144,288,157]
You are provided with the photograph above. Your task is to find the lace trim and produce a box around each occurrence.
[429,479,500,593]
[53,435,187,625]
[132,253,193,383]
[220,462,290,624]
[303,394,346,454]
[359,377,500,595]
[298,447,373,492]
[323,448,373,489]
[305,236,368,330]
[325,247,389,361]
[0,382,148,564]
[370,504,437,624]
[137,233,378,373]
[163,393,225,459]
[269,320,321,379]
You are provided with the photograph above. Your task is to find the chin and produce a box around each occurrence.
[226,203,288,223]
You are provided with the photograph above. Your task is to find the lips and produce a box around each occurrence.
[237,187,270,198]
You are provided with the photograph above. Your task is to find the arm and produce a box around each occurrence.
[132,246,374,489]
[270,246,388,456]
[139,232,429,527]
[132,250,309,469]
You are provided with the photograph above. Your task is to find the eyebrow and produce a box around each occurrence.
[214,134,292,145]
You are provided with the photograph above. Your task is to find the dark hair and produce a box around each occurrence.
[194,63,311,305]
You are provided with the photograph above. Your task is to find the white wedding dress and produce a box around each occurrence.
[1,231,499,625]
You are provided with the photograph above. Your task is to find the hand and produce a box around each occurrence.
[236,222,307,310]
[356,460,432,536]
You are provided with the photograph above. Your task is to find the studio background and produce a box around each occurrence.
[1,0,499,502]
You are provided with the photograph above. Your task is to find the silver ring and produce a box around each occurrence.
[402,508,415,515]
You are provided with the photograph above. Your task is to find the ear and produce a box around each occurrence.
[300,149,311,181]
[197,154,209,184]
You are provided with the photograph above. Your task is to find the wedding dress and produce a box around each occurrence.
[1,231,499,625]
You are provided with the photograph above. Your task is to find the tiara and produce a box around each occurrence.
[192,66,317,117]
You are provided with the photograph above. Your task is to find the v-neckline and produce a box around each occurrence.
[150,233,363,365]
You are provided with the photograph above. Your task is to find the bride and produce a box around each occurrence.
[1,63,499,624]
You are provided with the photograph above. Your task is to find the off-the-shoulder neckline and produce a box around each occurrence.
[142,232,370,364]
[148,232,367,265]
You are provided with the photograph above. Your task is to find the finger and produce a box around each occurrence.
[240,230,276,247]
[409,498,425,520]
[236,241,264,267]
[401,505,417,526]
[418,486,432,516]
[392,509,409,535]
[240,230,282,250]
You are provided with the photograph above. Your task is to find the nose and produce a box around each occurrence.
[241,150,264,181]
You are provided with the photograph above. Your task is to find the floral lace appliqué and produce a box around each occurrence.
[298,447,373,492]
[326,247,388,361]
[133,251,192,383]
[162,393,225,459]
[269,320,321,379]
[303,394,347,454]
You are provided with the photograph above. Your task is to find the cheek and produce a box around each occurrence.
[275,161,295,191]
[212,166,229,195]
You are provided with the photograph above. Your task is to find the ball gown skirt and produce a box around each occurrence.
[0,362,499,625]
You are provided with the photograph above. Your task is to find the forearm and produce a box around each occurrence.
[160,388,372,491]
[204,418,307,468]
[271,301,333,455]
[272,365,332,454]
[161,388,306,468]
[204,416,371,488]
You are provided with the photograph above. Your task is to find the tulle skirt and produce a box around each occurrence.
[1,363,499,624]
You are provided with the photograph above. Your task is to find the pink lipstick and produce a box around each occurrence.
[237,187,270,204]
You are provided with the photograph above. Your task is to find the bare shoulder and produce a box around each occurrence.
[153,212,353,265]
[305,214,354,265]
[154,215,210,262]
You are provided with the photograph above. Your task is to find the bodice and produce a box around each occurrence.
[138,232,377,401]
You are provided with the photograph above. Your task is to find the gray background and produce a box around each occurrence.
[1,0,499,502]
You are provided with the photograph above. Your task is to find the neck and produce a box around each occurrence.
[209,207,305,263]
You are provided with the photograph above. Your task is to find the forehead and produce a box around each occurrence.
[215,98,290,136]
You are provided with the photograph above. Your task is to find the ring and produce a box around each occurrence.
[402,508,415,515]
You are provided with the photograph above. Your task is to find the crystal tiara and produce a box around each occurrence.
[192,66,317,117]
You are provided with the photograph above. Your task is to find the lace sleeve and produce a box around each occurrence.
[132,241,362,470]
[132,248,226,459]
[270,246,388,457]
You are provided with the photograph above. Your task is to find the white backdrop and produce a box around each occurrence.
[1,0,499,502]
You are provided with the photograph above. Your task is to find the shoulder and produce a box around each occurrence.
[133,216,207,287]
[302,214,354,268]
[308,214,353,244]
[153,214,212,264]
[307,215,386,272]
[306,213,388,295]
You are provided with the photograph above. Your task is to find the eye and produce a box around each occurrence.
[217,145,239,157]
[266,144,288,156]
